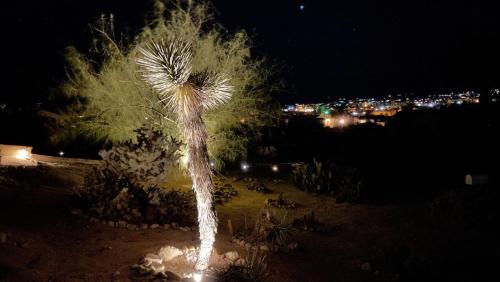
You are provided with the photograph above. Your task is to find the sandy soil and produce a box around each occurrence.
[0,155,427,281]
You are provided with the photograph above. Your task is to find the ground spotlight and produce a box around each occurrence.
[241,163,249,171]
[272,164,278,172]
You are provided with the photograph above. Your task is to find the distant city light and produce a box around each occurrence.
[339,118,346,125]
[58,151,64,157]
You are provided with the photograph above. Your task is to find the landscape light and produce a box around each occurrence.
[15,149,30,160]
[241,163,249,171]
[339,118,346,125]
[272,165,279,172]
[59,151,64,157]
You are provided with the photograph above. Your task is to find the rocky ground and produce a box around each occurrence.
[0,155,429,281]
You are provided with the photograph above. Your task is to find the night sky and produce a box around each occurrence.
[2,0,499,105]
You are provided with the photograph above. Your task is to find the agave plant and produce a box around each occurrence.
[137,39,232,272]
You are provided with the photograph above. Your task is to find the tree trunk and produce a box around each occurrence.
[180,103,217,272]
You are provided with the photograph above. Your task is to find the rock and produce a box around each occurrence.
[150,224,160,229]
[118,220,127,228]
[70,208,82,216]
[165,271,181,281]
[144,253,163,265]
[112,271,120,277]
[260,245,269,251]
[171,222,179,229]
[127,224,137,230]
[89,217,99,223]
[108,221,116,227]
[162,224,170,230]
[235,258,246,266]
[150,262,165,272]
[238,239,246,246]
[154,272,169,279]
[287,242,299,251]
[135,265,152,276]
[361,262,371,272]
[141,223,148,229]
[0,232,6,244]
[158,246,183,261]
[179,226,190,232]
[245,243,252,249]
[224,251,239,261]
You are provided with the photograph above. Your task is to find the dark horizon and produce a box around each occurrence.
[2,0,499,105]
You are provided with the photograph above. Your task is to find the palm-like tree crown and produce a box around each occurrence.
[137,40,232,115]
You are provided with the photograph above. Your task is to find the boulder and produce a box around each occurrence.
[144,253,162,265]
[158,246,183,261]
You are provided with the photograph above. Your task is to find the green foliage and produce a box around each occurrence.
[57,0,279,169]
[291,159,363,203]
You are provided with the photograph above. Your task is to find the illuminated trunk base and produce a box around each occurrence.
[181,103,217,272]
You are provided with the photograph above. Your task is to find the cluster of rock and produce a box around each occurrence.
[265,197,297,209]
[213,178,238,204]
[231,236,298,253]
[131,245,245,281]
[84,215,195,232]
[246,181,272,194]
[292,212,338,234]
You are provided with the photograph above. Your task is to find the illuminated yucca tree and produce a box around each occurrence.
[137,39,231,275]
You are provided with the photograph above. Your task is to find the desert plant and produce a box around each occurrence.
[98,126,181,191]
[215,250,268,282]
[136,33,233,270]
[291,159,363,203]
[251,209,293,250]
[80,169,196,225]
[266,193,297,209]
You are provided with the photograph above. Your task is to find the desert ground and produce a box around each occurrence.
[0,155,473,281]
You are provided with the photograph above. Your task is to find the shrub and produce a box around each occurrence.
[78,127,195,225]
[81,168,196,225]
[291,159,363,203]
[251,209,293,251]
[215,250,268,282]
[98,126,181,191]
